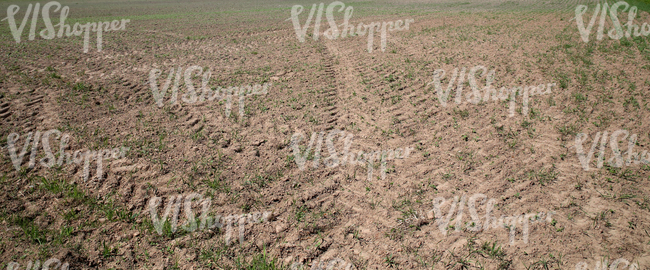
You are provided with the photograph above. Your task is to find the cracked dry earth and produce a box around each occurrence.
[1,0,650,269]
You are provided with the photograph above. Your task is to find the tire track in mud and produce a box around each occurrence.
[303,37,436,263]
[1,58,100,132]
[152,28,294,56]
[5,81,49,134]
[231,27,289,40]
[313,32,483,265]
[316,42,340,130]
[346,17,564,237]
[36,49,161,207]
[275,38,366,261]
[78,47,155,109]
[77,41,239,211]
[0,99,10,121]
[119,78,154,106]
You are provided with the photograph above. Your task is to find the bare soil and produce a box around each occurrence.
[1,0,650,269]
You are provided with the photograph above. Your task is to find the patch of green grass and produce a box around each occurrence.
[453,108,469,119]
[11,216,48,244]
[199,245,229,268]
[556,72,569,89]
[101,241,117,258]
[384,254,398,268]
[205,173,231,193]
[481,241,505,259]
[625,0,650,13]
[526,166,559,186]
[524,253,563,270]
[72,82,92,92]
[557,124,578,137]
[573,93,587,102]
[40,176,66,193]
[235,249,284,270]
[293,202,308,223]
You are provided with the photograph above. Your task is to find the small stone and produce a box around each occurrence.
[275,223,287,234]
[251,139,266,147]
[99,218,107,223]
[427,211,434,220]
[221,139,230,148]
[233,144,243,153]
[255,239,262,249]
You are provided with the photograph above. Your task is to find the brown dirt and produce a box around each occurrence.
[1,0,650,269]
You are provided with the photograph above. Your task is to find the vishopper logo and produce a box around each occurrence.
[290,129,412,181]
[290,257,356,270]
[288,1,414,53]
[6,130,129,182]
[575,130,649,171]
[149,66,271,118]
[575,1,650,42]
[1,1,130,52]
[6,257,69,270]
[427,193,555,245]
[428,65,555,117]
[148,193,271,245]
[575,257,639,270]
